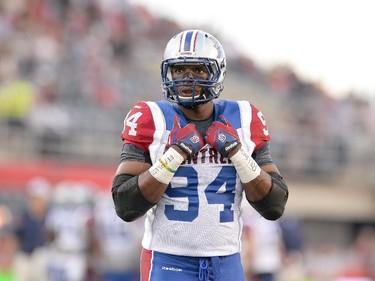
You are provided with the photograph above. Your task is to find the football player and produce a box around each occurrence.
[112,29,289,281]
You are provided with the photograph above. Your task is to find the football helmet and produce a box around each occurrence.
[161,29,226,108]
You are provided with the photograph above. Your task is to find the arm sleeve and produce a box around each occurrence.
[252,142,274,167]
[248,172,289,221]
[112,174,154,222]
[120,144,152,164]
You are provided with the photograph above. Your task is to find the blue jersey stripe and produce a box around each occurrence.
[156,100,242,130]
[155,101,179,130]
[213,100,241,128]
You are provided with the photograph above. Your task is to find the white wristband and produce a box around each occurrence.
[230,147,261,183]
[149,147,184,185]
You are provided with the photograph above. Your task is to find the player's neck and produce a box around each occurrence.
[178,102,214,121]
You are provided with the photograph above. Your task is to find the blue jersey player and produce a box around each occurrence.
[112,29,289,281]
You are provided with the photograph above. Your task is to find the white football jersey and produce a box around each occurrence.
[45,204,93,252]
[122,100,270,256]
[93,193,144,270]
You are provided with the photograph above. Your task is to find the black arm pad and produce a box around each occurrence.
[247,172,289,221]
[112,174,155,222]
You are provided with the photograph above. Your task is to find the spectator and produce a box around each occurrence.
[0,204,18,281]
[0,47,35,130]
[14,176,51,281]
[241,207,285,281]
[335,227,375,280]
[44,181,96,281]
[28,80,71,157]
[92,191,143,281]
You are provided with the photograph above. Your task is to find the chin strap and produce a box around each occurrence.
[179,94,212,109]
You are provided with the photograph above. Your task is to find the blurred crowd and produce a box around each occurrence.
[0,0,374,180]
[0,0,177,161]
[1,1,375,281]
[1,176,374,281]
[0,176,144,281]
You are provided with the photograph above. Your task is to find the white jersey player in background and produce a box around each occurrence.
[112,29,289,281]
[92,191,144,281]
[45,181,95,281]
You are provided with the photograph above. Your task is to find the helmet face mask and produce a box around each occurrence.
[161,30,226,108]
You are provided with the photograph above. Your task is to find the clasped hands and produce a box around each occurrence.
[168,115,241,159]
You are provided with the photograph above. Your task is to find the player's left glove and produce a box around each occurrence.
[205,115,241,157]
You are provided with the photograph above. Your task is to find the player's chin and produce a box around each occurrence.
[177,87,201,98]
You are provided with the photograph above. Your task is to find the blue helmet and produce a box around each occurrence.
[161,30,226,108]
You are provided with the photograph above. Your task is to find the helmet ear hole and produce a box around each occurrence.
[161,29,226,108]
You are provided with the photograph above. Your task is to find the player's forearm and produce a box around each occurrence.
[242,170,272,202]
[138,171,170,203]
[140,146,186,203]
[245,171,289,221]
[228,146,272,200]
[229,146,288,220]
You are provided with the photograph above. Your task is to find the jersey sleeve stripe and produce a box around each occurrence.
[145,101,168,164]
[237,101,256,154]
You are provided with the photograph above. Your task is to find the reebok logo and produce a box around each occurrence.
[162,266,182,272]
[225,141,239,152]
[179,143,192,154]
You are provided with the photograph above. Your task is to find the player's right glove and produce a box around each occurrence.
[205,115,241,157]
[168,115,205,158]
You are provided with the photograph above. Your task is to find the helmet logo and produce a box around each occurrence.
[180,51,195,56]
[179,30,199,53]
